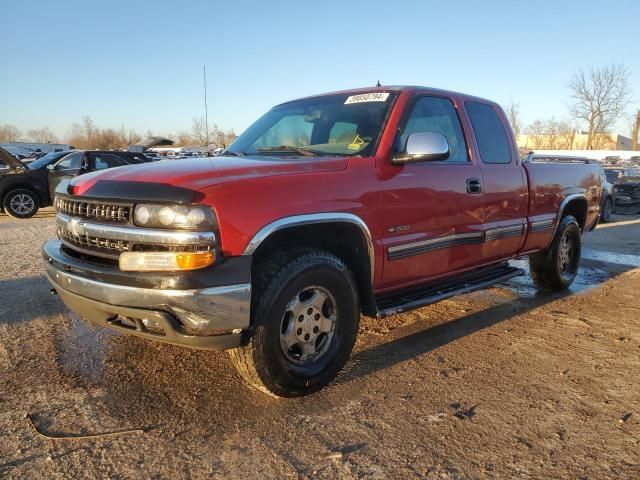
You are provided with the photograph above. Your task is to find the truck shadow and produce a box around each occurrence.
[338,258,636,384]
[0,275,65,325]
[339,291,565,384]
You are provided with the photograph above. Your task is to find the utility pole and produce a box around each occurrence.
[203,65,209,148]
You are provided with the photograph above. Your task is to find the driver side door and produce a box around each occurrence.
[48,151,85,200]
[379,95,486,290]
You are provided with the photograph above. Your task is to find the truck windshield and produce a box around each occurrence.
[227,92,396,158]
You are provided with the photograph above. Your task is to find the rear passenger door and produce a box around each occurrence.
[380,95,486,289]
[465,101,528,262]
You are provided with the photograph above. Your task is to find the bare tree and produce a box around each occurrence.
[82,116,96,145]
[174,130,194,146]
[0,124,22,141]
[524,120,547,148]
[190,117,230,147]
[524,118,576,149]
[504,101,522,137]
[568,64,631,149]
[127,129,142,147]
[191,117,209,146]
[632,109,640,151]
[27,127,58,143]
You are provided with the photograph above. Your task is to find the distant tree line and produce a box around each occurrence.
[505,63,638,150]
[0,116,236,150]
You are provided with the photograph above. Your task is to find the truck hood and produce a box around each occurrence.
[70,155,349,196]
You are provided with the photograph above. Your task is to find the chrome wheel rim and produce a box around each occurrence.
[558,232,573,273]
[280,286,337,364]
[10,194,35,215]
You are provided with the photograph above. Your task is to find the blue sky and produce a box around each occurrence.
[1,0,638,140]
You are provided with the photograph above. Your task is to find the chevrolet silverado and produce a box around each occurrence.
[43,86,601,397]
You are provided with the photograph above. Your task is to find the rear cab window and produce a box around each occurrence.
[465,101,512,164]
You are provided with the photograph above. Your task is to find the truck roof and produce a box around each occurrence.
[278,85,499,108]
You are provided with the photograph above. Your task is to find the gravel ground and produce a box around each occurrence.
[0,208,639,479]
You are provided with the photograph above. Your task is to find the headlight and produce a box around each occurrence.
[133,204,216,230]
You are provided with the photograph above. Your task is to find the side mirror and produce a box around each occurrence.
[47,164,55,171]
[393,132,450,164]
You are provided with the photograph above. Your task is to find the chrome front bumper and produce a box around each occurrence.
[43,240,251,349]
[45,261,250,330]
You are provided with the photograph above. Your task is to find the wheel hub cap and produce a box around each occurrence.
[280,286,337,364]
[558,233,573,272]
[10,194,34,215]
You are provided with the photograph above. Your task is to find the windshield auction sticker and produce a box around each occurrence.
[344,92,389,104]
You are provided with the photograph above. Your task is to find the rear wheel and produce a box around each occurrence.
[229,248,359,397]
[3,189,39,218]
[529,215,581,292]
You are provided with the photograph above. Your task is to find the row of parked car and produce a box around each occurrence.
[2,146,640,220]
[0,149,153,218]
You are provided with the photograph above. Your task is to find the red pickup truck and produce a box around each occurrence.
[43,86,601,397]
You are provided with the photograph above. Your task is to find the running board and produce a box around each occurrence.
[376,263,524,318]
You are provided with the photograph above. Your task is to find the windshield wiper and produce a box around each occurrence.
[257,145,318,157]
[222,150,245,156]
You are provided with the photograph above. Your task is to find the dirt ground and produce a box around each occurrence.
[0,208,639,479]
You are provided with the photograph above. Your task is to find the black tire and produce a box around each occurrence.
[601,197,612,223]
[229,248,360,397]
[529,215,581,292]
[3,189,39,218]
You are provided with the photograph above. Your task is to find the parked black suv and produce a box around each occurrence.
[0,148,151,218]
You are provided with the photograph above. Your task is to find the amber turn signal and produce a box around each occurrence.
[175,251,215,270]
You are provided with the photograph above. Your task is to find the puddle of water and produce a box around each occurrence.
[57,314,115,382]
[504,258,611,297]
[582,248,640,268]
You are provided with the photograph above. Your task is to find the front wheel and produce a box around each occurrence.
[3,189,39,218]
[529,215,581,292]
[229,249,359,397]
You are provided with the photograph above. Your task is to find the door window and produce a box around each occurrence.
[55,152,83,170]
[398,96,469,163]
[92,153,127,170]
[465,102,512,164]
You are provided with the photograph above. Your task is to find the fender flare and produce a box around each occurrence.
[243,213,375,287]
[551,193,589,238]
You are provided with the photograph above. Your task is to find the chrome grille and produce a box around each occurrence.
[58,225,130,258]
[57,198,131,223]
[57,222,213,259]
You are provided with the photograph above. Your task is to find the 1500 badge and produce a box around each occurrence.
[388,225,410,233]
